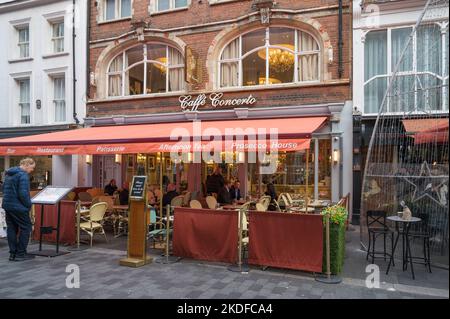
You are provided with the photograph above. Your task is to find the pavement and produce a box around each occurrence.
[0,226,448,299]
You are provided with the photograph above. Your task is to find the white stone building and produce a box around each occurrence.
[0,0,89,188]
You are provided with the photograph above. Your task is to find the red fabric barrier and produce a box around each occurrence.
[172,208,238,264]
[248,212,323,273]
[32,200,76,245]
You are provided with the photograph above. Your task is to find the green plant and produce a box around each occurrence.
[321,204,348,275]
[321,205,348,226]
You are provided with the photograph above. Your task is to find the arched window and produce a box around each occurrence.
[107,43,185,97]
[219,27,320,88]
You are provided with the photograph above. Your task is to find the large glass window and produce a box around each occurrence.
[364,24,448,114]
[219,27,320,88]
[107,43,185,97]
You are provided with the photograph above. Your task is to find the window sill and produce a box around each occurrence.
[98,17,132,25]
[8,57,33,64]
[42,52,70,59]
[89,90,187,103]
[209,0,241,6]
[150,7,189,16]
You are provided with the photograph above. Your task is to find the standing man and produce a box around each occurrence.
[206,166,225,195]
[1,158,35,261]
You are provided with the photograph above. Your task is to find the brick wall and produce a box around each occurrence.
[88,0,352,118]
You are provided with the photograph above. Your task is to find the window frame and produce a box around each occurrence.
[51,21,65,53]
[106,43,186,98]
[103,0,132,22]
[217,27,321,89]
[17,25,30,58]
[53,76,66,123]
[363,22,448,115]
[18,78,31,125]
[155,0,190,13]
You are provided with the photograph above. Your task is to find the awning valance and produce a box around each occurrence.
[0,117,327,156]
[402,119,448,144]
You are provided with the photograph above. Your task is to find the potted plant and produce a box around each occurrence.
[321,205,348,275]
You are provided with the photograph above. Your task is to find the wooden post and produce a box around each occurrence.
[120,176,152,267]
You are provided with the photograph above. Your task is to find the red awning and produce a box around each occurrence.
[0,117,327,156]
[402,119,449,144]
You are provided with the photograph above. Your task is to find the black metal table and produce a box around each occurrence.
[386,216,422,279]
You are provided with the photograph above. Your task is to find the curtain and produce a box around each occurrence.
[220,38,239,87]
[391,28,414,113]
[108,54,123,96]
[416,25,442,111]
[54,77,66,122]
[19,80,30,124]
[168,47,184,91]
[364,30,387,113]
[298,32,319,82]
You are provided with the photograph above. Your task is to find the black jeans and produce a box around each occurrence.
[5,210,32,257]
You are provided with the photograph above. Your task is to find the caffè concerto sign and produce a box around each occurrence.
[179,92,257,112]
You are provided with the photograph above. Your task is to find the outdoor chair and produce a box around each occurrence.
[285,193,303,206]
[147,207,172,248]
[170,195,184,208]
[182,192,191,207]
[366,210,395,265]
[79,202,108,247]
[189,200,203,209]
[206,196,218,209]
[255,203,267,212]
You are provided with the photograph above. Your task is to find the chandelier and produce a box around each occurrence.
[258,45,295,73]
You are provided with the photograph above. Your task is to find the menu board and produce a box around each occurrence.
[130,176,147,201]
[32,186,73,205]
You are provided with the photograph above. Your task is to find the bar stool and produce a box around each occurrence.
[366,210,395,265]
[402,214,432,273]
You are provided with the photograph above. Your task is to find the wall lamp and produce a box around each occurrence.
[333,149,340,165]
[86,155,93,165]
[115,154,122,164]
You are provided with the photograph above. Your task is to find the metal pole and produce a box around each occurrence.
[326,213,331,279]
[305,149,310,209]
[228,208,249,273]
[159,152,163,230]
[76,200,81,249]
[165,204,170,258]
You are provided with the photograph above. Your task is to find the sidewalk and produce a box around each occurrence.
[0,228,448,299]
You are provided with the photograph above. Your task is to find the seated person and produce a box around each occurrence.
[104,179,118,196]
[118,182,129,205]
[265,182,277,201]
[229,180,242,202]
[162,183,178,207]
[217,180,232,205]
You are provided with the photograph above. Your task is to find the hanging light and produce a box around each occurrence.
[237,152,245,163]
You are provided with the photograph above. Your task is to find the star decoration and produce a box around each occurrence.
[402,161,449,207]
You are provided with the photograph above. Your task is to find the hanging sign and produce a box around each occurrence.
[179,92,257,112]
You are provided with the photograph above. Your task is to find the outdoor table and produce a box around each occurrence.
[386,215,422,280]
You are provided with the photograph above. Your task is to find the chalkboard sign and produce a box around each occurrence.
[130,176,147,201]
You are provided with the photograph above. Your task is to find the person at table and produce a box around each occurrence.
[229,180,242,202]
[265,181,277,201]
[2,158,36,262]
[104,179,118,196]
[162,183,178,207]
[217,180,232,205]
[206,166,225,195]
[118,182,129,205]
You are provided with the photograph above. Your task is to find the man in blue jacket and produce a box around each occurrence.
[1,158,35,261]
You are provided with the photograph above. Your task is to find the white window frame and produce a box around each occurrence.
[17,25,30,58]
[151,0,190,14]
[363,22,449,115]
[217,27,321,89]
[51,21,65,53]
[103,0,132,21]
[18,78,31,125]
[53,76,66,123]
[106,43,185,98]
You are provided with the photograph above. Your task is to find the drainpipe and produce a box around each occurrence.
[72,0,80,124]
[338,0,344,78]
[86,0,91,102]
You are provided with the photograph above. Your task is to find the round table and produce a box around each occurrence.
[386,215,422,280]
